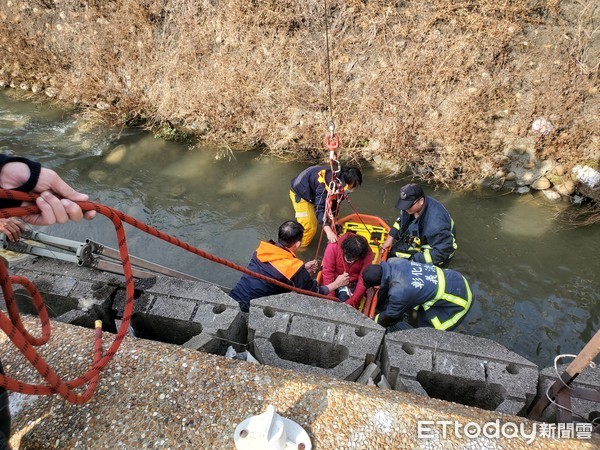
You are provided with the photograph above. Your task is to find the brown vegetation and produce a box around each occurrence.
[0,0,598,190]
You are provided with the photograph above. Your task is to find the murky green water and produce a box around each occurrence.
[1,89,598,369]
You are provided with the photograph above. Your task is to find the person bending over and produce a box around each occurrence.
[290,165,362,248]
[362,258,472,332]
[382,183,457,267]
[229,220,349,312]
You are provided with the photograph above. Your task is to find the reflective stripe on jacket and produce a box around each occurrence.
[291,165,339,224]
[375,259,472,330]
[389,196,457,266]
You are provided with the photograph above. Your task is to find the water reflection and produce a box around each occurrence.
[1,89,598,369]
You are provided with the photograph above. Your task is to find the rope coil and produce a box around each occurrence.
[0,189,337,403]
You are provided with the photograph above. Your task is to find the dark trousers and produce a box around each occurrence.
[0,360,10,449]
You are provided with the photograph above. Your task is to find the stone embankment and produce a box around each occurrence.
[1,255,599,448]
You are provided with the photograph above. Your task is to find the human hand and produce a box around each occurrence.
[325,226,338,244]
[382,235,394,250]
[0,217,25,242]
[334,272,350,289]
[304,259,319,275]
[1,162,96,225]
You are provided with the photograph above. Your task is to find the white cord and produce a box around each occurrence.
[546,353,599,423]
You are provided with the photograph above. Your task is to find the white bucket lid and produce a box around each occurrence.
[233,405,312,450]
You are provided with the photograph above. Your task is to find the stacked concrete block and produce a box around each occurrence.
[113,276,244,355]
[537,363,600,423]
[248,293,385,381]
[5,258,118,327]
[381,328,539,416]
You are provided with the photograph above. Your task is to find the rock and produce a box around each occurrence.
[490,178,505,190]
[31,82,43,93]
[0,79,6,88]
[505,171,516,181]
[551,164,566,176]
[516,186,530,194]
[531,176,551,190]
[517,170,535,186]
[88,170,107,183]
[19,81,30,90]
[541,189,561,201]
[555,180,576,196]
[96,101,110,110]
[45,87,58,98]
[105,145,127,164]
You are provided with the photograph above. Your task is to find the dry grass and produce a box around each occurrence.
[0,0,598,190]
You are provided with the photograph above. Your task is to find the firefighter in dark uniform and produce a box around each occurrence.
[290,165,362,248]
[362,259,473,331]
[382,183,457,267]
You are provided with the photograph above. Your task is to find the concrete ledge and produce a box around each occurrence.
[113,277,245,355]
[249,293,385,381]
[381,328,539,416]
[3,317,597,449]
[8,258,119,325]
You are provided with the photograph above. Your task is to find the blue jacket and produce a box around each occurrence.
[375,259,472,331]
[230,240,328,312]
[290,165,342,224]
[389,195,456,266]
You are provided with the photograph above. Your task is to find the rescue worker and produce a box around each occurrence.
[382,183,456,267]
[321,232,373,308]
[229,220,349,312]
[0,153,96,450]
[362,259,472,331]
[290,165,362,248]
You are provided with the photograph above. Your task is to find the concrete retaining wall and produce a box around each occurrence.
[5,255,597,423]
[381,328,539,416]
[248,293,384,381]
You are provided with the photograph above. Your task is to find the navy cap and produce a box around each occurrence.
[395,183,424,210]
[362,264,383,288]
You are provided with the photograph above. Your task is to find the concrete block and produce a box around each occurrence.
[248,292,385,381]
[381,339,432,389]
[10,257,121,284]
[11,271,78,318]
[397,378,429,397]
[113,290,156,317]
[356,362,380,385]
[55,309,95,328]
[115,277,244,355]
[382,328,538,415]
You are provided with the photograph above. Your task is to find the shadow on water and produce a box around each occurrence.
[1,89,598,369]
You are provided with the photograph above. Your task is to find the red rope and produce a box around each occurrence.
[0,189,336,403]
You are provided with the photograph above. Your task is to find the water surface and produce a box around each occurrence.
[1,89,598,369]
